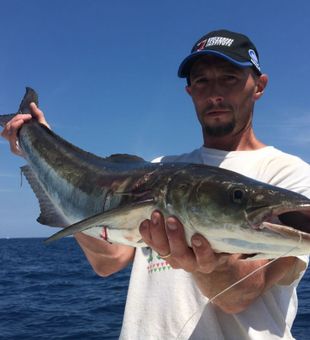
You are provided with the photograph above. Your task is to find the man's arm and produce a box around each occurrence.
[75,233,135,276]
[1,105,135,277]
[140,210,306,314]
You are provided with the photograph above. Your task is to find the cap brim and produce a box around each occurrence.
[178,50,253,78]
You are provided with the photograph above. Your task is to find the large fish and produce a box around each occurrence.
[1,87,310,259]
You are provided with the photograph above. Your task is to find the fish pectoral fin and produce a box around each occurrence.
[21,165,69,227]
[44,198,155,244]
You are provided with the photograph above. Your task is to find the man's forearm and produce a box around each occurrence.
[192,256,267,313]
[192,256,300,314]
[75,232,135,277]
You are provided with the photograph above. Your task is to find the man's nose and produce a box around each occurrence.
[206,95,224,106]
[205,81,224,104]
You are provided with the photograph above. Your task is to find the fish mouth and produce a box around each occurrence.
[247,203,310,241]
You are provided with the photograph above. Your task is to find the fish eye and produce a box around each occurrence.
[231,187,246,204]
[178,182,191,192]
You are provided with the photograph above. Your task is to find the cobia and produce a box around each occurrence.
[1,87,310,260]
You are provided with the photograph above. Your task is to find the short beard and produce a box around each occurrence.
[199,102,236,137]
[203,121,235,137]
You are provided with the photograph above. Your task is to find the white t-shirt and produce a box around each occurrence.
[119,146,310,340]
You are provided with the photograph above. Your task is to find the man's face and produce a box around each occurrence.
[186,56,261,138]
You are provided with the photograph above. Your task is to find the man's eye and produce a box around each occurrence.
[195,78,208,84]
[223,75,237,82]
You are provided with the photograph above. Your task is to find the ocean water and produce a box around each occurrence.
[0,238,309,339]
[0,238,130,340]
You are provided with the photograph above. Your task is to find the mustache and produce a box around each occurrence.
[204,103,233,113]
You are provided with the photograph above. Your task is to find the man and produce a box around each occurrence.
[2,29,310,339]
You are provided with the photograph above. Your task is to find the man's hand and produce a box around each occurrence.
[1,102,49,155]
[139,210,300,313]
[139,210,229,272]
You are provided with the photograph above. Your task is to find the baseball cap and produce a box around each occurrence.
[178,29,262,78]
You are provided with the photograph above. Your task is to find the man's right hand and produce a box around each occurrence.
[0,102,49,156]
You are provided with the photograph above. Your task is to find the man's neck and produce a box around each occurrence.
[203,128,266,151]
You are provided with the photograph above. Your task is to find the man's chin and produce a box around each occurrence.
[204,123,234,137]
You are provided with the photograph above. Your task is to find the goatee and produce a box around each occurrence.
[204,121,235,137]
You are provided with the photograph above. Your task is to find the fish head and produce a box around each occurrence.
[166,166,252,226]
[166,164,310,253]
[244,183,310,239]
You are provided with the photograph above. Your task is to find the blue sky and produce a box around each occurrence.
[0,0,309,238]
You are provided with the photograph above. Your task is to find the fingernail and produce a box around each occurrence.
[151,213,159,225]
[166,220,177,231]
[140,220,149,230]
[192,238,202,247]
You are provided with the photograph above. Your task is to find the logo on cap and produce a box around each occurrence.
[196,39,208,51]
[195,36,234,52]
[206,36,234,47]
[248,49,260,71]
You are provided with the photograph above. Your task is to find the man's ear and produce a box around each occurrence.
[254,74,268,100]
[186,85,192,96]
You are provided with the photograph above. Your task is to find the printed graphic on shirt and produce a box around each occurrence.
[145,248,172,274]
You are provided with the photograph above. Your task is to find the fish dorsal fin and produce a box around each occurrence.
[18,87,39,115]
[21,165,69,228]
[105,153,146,163]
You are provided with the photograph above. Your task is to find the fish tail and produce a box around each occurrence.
[0,113,17,127]
[0,87,39,127]
[18,87,39,114]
